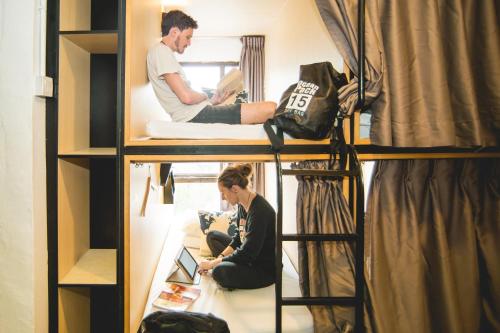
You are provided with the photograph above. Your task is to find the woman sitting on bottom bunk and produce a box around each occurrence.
[198,163,276,289]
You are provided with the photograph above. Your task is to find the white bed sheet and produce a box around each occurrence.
[143,228,313,333]
[146,120,292,140]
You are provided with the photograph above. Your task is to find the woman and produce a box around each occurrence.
[198,163,276,289]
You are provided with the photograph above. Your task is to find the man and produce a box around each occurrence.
[147,10,276,124]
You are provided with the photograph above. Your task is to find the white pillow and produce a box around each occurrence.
[174,211,203,249]
[178,211,200,235]
[198,210,238,257]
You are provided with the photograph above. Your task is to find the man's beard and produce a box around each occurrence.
[174,38,184,54]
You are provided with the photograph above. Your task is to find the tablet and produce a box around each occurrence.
[169,246,201,284]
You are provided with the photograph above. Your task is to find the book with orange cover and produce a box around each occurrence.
[153,283,201,311]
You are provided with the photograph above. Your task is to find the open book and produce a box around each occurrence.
[202,68,244,105]
[153,283,201,311]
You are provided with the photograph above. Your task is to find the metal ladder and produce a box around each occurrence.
[272,0,367,329]
[272,144,365,333]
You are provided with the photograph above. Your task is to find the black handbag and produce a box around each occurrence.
[265,62,347,144]
[138,310,230,333]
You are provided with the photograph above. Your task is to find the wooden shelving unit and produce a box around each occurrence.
[58,32,117,155]
[60,32,118,54]
[59,148,117,157]
[49,0,121,331]
[59,249,117,285]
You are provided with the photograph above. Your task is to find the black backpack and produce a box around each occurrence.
[264,62,347,147]
[138,311,230,333]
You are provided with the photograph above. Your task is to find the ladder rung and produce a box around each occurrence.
[282,233,358,242]
[282,169,358,177]
[281,296,357,306]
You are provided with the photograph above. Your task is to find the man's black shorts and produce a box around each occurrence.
[188,104,242,124]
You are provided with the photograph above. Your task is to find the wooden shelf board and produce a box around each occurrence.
[59,249,117,285]
[126,137,331,147]
[61,32,118,54]
[59,147,117,156]
[124,154,331,163]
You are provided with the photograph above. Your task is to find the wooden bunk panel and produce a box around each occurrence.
[127,138,331,147]
[125,162,173,332]
[125,0,167,143]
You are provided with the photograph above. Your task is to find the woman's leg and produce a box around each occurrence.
[206,230,232,257]
[212,261,275,289]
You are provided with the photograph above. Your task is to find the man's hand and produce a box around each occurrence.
[210,90,234,105]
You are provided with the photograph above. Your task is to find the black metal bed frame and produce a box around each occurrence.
[272,144,365,333]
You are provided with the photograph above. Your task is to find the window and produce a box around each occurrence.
[171,162,223,215]
[181,62,239,92]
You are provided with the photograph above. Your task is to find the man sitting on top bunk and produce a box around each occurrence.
[147,10,276,125]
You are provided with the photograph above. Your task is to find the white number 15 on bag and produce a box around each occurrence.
[286,93,313,113]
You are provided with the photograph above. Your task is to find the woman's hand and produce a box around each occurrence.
[210,90,234,105]
[198,260,213,273]
[197,257,223,274]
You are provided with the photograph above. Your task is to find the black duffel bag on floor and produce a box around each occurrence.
[138,310,230,333]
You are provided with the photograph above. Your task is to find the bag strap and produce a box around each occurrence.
[329,116,348,170]
[264,119,284,152]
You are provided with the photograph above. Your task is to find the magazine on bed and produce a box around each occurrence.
[153,282,201,311]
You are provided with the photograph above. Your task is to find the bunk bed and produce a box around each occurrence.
[46,0,500,332]
[123,1,500,332]
[124,151,339,333]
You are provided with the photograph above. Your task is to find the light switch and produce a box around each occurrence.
[35,76,53,97]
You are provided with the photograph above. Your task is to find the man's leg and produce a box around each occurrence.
[240,102,276,124]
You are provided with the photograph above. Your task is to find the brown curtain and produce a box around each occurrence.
[315,0,500,147]
[292,160,356,332]
[251,163,266,197]
[365,159,500,333]
[240,36,266,195]
[239,36,265,103]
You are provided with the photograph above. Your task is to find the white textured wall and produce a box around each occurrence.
[177,37,241,62]
[0,0,48,332]
[265,0,343,102]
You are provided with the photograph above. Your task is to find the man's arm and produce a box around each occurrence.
[163,73,208,105]
[163,73,233,106]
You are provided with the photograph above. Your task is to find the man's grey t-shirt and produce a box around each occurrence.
[147,42,209,122]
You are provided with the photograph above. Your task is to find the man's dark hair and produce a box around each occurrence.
[161,10,198,36]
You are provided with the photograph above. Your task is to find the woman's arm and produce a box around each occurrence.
[218,245,234,258]
[223,203,274,265]
[198,245,234,272]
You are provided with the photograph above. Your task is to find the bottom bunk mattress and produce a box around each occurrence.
[145,120,292,140]
[143,228,313,333]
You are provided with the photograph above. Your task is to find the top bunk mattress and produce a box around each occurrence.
[145,120,293,140]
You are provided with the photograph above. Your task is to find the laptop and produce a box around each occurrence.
[167,246,201,285]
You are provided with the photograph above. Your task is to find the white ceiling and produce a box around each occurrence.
[169,0,290,36]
